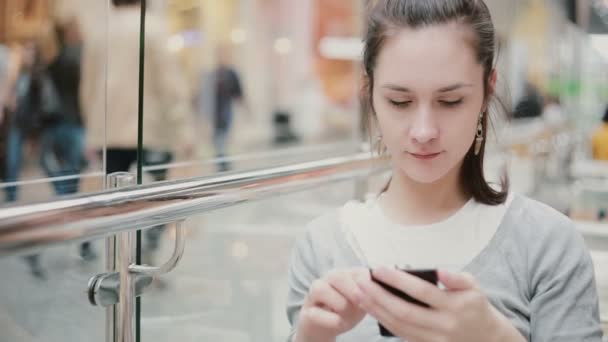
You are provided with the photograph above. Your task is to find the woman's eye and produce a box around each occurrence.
[439,98,464,107]
[388,99,411,108]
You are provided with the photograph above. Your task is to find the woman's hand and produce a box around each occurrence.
[355,267,526,342]
[296,269,368,342]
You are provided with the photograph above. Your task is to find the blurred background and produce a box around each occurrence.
[0,0,607,341]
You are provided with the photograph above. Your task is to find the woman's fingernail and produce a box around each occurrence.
[438,269,451,279]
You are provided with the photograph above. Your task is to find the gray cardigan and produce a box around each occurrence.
[286,194,603,341]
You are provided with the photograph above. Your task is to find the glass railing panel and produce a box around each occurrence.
[139,175,384,341]
[0,237,109,342]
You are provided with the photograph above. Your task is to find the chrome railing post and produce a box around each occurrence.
[106,172,135,342]
[118,227,136,342]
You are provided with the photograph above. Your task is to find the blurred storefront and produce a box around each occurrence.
[162,0,365,142]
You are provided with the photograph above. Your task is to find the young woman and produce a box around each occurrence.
[286,1,602,341]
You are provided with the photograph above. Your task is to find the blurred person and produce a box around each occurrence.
[273,110,300,145]
[592,106,608,161]
[41,21,85,195]
[80,0,195,264]
[512,82,543,119]
[42,20,92,259]
[1,45,21,191]
[0,44,10,182]
[198,46,249,172]
[4,42,59,202]
[4,42,60,279]
[0,45,23,115]
[0,44,9,122]
[287,1,601,341]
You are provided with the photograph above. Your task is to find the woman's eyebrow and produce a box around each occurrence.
[381,84,411,92]
[380,83,474,92]
[436,83,474,92]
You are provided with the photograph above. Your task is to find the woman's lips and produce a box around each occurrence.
[408,152,441,160]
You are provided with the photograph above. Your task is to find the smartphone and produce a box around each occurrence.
[370,268,438,337]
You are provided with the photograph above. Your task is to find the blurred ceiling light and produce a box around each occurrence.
[274,37,293,55]
[231,28,247,45]
[319,36,363,61]
[167,35,185,53]
[590,34,608,61]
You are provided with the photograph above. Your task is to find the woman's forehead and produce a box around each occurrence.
[375,24,482,87]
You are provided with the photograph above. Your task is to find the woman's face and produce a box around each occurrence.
[372,22,490,184]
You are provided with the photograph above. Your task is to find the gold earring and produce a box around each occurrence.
[375,134,388,155]
[375,134,383,154]
[474,113,484,156]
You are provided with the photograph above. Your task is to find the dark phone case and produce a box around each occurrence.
[370,268,438,337]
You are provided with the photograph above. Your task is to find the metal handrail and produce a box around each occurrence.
[0,153,389,257]
[0,141,356,190]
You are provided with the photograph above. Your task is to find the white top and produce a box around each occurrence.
[340,193,514,270]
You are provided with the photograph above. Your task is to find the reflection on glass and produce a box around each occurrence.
[1,25,86,204]
[141,181,364,341]
[0,238,106,341]
[0,0,106,205]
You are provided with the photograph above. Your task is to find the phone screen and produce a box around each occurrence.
[370,268,438,337]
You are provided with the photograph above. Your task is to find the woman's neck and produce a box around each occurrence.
[381,165,470,226]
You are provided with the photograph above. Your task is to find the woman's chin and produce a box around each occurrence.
[405,172,444,184]
[396,161,451,185]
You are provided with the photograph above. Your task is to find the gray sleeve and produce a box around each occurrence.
[286,227,324,341]
[528,219,603,341]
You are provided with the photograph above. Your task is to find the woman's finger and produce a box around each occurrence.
[326,269,367,305]
[300,306,342,332]
[355,273,443,330]
[371,266,449,309]
[365,303,444,342]
[307,279,349,313]
[438,270,477,291]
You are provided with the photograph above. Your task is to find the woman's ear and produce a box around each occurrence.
[483,69,498,112]
[489,69,497,95]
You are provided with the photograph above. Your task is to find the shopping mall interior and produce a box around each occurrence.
[0,0,608,341]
